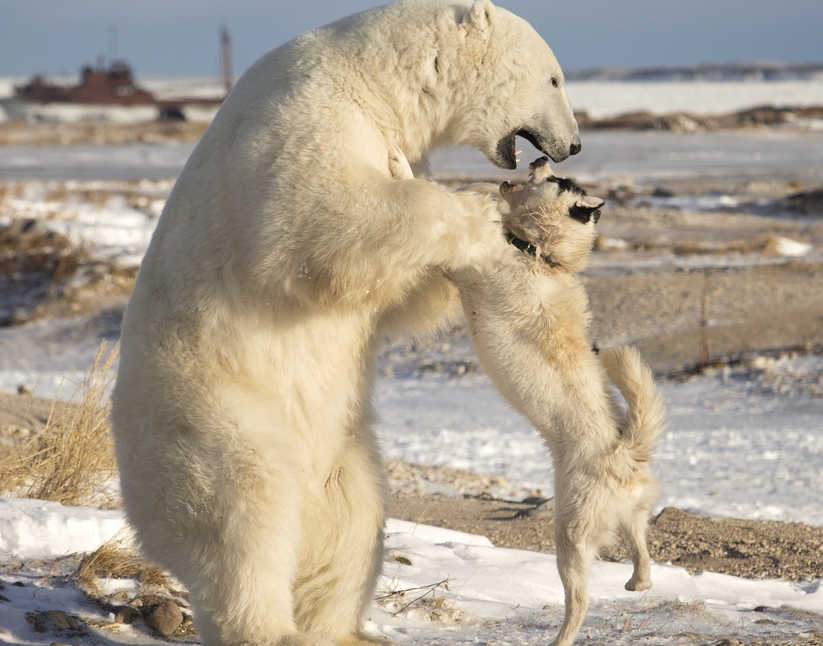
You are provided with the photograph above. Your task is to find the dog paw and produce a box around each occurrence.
[624,576,652,592]
[388,148,414,180]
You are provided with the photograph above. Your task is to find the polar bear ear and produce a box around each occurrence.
[461,0,494,31]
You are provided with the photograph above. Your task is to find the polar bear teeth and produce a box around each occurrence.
[496,132,518,169]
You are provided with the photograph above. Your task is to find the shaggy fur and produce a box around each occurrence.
[390,155,665,646]
[110,2,581,645]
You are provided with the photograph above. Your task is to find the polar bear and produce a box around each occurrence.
[111,2,580,645]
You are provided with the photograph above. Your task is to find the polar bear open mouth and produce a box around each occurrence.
[496,128,549,169]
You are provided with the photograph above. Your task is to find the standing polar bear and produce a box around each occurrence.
[111,1,580,644]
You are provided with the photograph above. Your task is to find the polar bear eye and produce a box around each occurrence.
[551,77,559,88]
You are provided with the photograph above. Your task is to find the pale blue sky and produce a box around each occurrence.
[2,1,821,78]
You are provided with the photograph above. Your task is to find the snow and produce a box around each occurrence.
[374,364,823,525]
[2,130,823,187]
[0,144,193,181]
[1,79,822,643]
[0,498,127,560]
[0,499,820,645]
[2,184,162,267]
[2,309,822,527]
[764,235,813,257]
[565,80,823,119]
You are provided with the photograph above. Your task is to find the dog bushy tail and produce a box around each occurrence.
[601,346,665,463]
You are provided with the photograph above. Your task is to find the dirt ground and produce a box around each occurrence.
[390,492,823,582]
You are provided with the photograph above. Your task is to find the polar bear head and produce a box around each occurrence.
[435,0,582,168]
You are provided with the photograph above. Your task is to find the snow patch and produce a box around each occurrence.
[0,498,127,559]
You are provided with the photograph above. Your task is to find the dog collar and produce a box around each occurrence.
[505,231,560,268]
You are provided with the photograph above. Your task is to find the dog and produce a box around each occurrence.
[389,154,666,646]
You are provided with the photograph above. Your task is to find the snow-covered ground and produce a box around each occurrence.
[2,129,823,184]
[565,80,823,119]
[1,498,820,646]
[0,180,168,266]
[1,94,822,643]
[2,308,822,526]
[0,155,821,525]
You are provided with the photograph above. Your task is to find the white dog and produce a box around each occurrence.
[390,154,666,646]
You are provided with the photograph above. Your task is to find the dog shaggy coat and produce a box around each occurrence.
[390,155,665,646]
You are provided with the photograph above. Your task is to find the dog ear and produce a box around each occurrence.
[579,195,605,210]
[461,0,494,31]
[569,196,605,224]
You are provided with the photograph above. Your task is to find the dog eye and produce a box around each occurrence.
[551,77,559,88]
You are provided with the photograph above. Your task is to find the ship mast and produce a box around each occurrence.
[220,25,233,96]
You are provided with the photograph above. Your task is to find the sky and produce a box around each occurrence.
[1,0,822,79]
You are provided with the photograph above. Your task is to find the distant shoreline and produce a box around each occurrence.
[566,61,823,82]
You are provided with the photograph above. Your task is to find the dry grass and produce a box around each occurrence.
[73,539,170,596]
[0,342,118,506]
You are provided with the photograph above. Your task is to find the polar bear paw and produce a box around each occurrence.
[387,147,414,180]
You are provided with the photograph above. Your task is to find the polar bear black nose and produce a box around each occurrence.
[569,136,582,156]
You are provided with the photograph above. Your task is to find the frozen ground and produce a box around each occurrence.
[2,129,822,186]
[4,77,823,122]
[1,307,822,526]
[0,147,821,525]
[1,89,822,643]
[565,80,823,119]
[373,359,823,525]
[0,498,821,646]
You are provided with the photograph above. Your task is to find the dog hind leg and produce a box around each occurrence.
[623,506,653,591]
[551,527,596,646]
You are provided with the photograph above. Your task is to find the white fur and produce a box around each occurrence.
[428,163,665,646]
[111,2,579,645]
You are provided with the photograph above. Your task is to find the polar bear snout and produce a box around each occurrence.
[569,135,582,156]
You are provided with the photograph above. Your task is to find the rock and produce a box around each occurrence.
[26,610,86,636]
[113,605,141,624]
[43,610,85,632]
[144,600,183,637]
[652,186,675,198]
[785,187,823,216]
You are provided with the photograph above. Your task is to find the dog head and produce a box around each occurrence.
[499,156,604,272]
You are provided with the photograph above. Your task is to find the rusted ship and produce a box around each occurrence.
[0,28,232,123]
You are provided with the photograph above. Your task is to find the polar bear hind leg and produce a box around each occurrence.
[118,407,325,646]
[292,436,387,644]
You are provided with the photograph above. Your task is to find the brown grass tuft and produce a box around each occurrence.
[74,540,170,596]
[0,342,118,506]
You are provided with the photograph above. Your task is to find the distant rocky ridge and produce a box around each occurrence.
[576,104,823,132]
[567,62,823,82]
